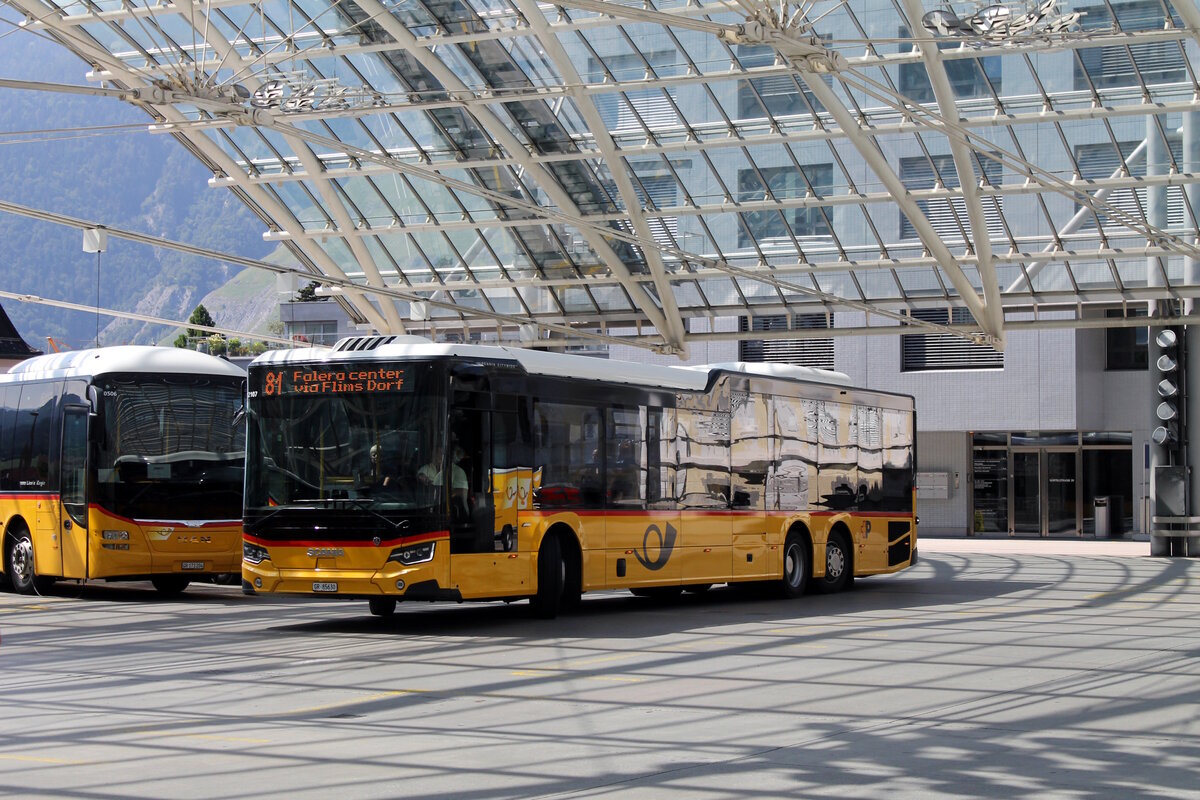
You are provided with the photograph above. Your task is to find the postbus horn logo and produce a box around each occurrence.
[634,522,677,571]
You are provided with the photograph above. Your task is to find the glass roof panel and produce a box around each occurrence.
[21,0,1200,354]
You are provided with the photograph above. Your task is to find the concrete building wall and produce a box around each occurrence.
[834,314,1078,432]
[913,431,971,536]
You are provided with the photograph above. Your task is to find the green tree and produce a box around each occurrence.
[295,281,326,302]
[174,304,217,348]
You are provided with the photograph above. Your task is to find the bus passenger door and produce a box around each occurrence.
[59,406,89,579]
[447,387,527,599]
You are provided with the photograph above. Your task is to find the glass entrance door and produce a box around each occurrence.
[1009,449,1080,536]
[1046,449,1079,534]
[1012,451,1041,536]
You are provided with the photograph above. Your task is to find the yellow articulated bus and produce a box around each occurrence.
[0,346,246,595]
[242,336,917,618]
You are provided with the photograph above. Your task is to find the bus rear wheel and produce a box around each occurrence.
[529,534,564,619]
[7,530,53,596]
[369,597,397,618]
[817,531,852,594]
[779,533,811,599]
[151,576,190,595]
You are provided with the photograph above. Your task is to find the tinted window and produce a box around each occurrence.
[534,401,601,509]
[14,382,57,490]
[0,385,20,491]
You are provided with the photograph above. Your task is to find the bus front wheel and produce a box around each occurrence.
[369,597,397,618]
[151,576,190,595]
[6,529,52,596]
[817,531,852,594]
[530,534,563,619]
[779,533,811,599]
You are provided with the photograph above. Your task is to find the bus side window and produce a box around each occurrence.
[0,385,19,492]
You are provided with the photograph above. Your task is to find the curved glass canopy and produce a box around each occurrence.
[12,0,1200,355]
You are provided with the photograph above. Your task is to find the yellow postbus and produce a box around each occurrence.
[242,336,917,617]
[0,346,246,595]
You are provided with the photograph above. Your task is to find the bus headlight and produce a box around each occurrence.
[101,530,129,541]
[243,541,270,564]
[388,542,435,565]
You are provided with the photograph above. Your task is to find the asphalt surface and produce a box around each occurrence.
[1,539,1196,799]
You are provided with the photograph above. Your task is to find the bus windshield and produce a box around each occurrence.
[245,362,444,512]
[94,374,245,521]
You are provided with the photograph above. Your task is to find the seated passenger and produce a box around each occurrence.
[418,443,468,510]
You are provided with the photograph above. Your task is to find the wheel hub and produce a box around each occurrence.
[826,545,844,578]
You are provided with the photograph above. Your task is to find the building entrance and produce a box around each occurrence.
[1011,449,1079,537]
[972,432,1127,538]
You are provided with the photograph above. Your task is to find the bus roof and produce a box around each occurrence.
[0,346,246,382]
[251,337,854,392]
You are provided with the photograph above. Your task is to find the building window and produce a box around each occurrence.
[897,25,1000,103]
[739,314,834,369]
[286,321,339,346]
[901,308,1004,371]
[1074,137,1185,228]
[1105,309,1148,370]
[629,162,679,246]
[589,50,678,132]
[899,153,1004,242]
[1075,1,1186,90]
[737,164,832,248]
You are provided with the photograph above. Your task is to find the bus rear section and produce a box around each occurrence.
[0,347,246,595]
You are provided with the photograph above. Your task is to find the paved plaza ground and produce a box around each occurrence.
[1,538,1196,799]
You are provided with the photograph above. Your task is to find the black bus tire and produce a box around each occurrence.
[151,576,190,595]
[7,528,52,595]
[817,531,852,594]
[369,597,397,618]
[779,533,811,599]
[529,534,563,619]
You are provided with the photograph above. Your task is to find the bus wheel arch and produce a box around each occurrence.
[5,519,51,595]
[817,524,854,594]
[779,523,813,599]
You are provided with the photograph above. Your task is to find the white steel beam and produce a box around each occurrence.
[184,2,408,333]
[191,95,1200,183]
[6,0,398,334]
[349,0,685,353]
[799,75,994,343]
[900,0,1003,347]
[513,0,688,355]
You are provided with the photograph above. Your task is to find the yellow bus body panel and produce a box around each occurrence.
[2,496,241,581]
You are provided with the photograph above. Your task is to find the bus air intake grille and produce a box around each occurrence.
[888,521,912,566]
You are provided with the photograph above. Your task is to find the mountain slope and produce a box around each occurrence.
[0,26,276,349]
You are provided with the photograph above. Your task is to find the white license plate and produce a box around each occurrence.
[313,582,338,593]
[181,561,205,570]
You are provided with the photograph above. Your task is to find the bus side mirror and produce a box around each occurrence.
[88,412,101,443]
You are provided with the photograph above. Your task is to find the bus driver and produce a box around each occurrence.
[418,443,469,512]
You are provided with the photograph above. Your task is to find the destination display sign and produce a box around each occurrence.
[257,366,409,397]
